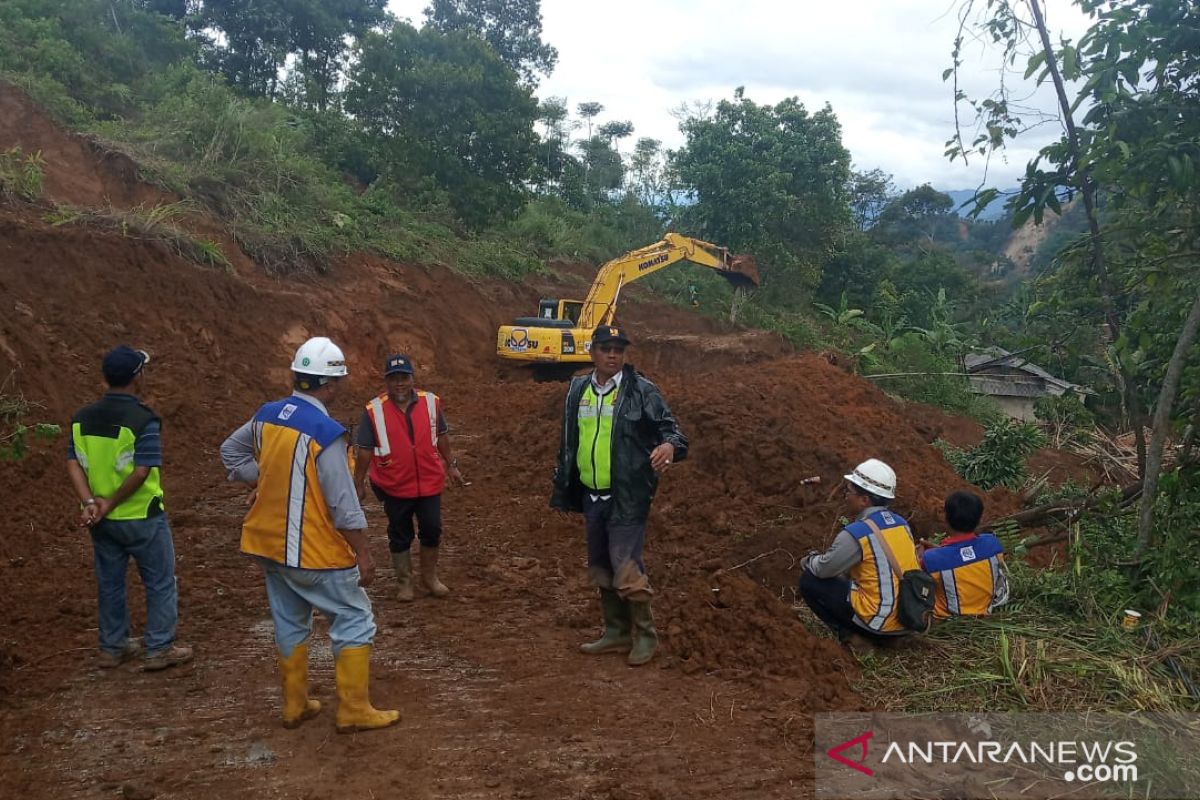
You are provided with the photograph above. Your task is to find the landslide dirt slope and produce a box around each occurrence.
[1,84,1016,799]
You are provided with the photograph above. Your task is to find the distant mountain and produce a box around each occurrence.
[940,188,1017,221]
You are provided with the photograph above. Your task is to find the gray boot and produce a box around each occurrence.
[580,589,632,655]
[391,551,414,602]
[627,599,658,666]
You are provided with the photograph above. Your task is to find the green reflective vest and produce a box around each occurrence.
[71,395,164,520]
[576,382,617,491]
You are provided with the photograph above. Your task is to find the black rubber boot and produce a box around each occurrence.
[626,599,658,666]
[580,589,632,655]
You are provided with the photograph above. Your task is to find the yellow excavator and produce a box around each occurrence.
[496,233,759,367]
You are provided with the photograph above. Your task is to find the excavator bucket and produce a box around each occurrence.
[721,254,760,289]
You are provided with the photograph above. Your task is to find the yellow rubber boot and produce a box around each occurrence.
[419,547,450,598]
[279,643,321,729]
[334,645,400,733]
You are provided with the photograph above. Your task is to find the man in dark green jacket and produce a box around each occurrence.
[551,325,688,666]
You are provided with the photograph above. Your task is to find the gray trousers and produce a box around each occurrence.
[583,494,652,600]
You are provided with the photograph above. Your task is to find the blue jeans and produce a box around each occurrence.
[258,558,377,658]
[90,514,179,656]
[583,494,651,600]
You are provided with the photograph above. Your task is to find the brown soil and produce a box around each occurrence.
[0,83,1039,799]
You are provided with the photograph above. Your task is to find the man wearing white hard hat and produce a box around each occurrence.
[220,337,399,733]
[798,458,920,645]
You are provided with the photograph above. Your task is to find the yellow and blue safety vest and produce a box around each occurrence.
[240,397,357,570]
[923,533,1009,618]
[845,509,920,633]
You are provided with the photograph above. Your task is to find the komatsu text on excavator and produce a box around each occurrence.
[496,234,759,367]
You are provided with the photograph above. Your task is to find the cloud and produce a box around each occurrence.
[388,0,1090,188]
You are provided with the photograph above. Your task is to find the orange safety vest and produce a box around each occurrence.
[365,391,445,499]
[240,397,357,570]
[846,509,921,633]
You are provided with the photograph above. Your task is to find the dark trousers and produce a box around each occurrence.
[583,494,651,599]
[798,569,897,641]
[372,484,442,553]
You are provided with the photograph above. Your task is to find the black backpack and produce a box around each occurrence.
[864,518,935,633]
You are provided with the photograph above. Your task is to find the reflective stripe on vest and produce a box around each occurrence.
[369,397,390,457]
[940,569,961,615]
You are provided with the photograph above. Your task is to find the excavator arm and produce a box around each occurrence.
[576,233,759,330]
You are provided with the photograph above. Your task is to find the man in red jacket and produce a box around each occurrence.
[353,354,466,601]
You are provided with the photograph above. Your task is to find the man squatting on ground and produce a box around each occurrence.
[220,336,399,732]
[552,324,688,666]
[798,458,921,646]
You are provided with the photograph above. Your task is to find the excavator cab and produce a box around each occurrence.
[534,299,583,324]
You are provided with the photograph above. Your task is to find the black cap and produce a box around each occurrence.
[592,325,631,346]
[102,345,150,386]
[384,353,414,375]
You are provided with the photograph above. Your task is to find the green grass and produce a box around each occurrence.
[45,201,230,269]
[851,561,1200,713]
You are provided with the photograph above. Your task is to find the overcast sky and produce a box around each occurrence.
[388,0,1091,190]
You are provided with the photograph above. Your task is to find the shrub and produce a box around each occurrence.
[940,418,1047,489]
[0,147,45,201]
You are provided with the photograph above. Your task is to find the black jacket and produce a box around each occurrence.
[550,364,688,524]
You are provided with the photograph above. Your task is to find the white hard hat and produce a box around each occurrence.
[291,337,348,377]
[844,458,897,499]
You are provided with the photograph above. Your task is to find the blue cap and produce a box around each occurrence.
[384,353,414,375]
[102,345,150,386]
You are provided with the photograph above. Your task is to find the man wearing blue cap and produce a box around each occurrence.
[551,325,688,667]
[354,353,466,602]
[66,345,192,672]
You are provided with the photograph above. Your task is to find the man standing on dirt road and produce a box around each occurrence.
[353,353,466,601]
[551,325,688,667]
[220,336,399,733]
[66,345,193,672]
[797,459,920,649]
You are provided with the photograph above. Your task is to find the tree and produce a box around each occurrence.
[672,87,852,301]
[952,0,1200,559]
[0,0,194,118]
[346,23,538,227]
[576,101,603,139]
[628,137,666,206]
[597,120,634,145]
[424,0,557,87]
[848,168,895,231]
[194,0,386,105]
[876,184,957,244]
[576,135,624,206]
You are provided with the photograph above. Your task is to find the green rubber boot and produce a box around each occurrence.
[579,589,632,655]
[627,599,658,667]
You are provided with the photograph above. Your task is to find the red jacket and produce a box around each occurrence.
[365,391,445,498]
